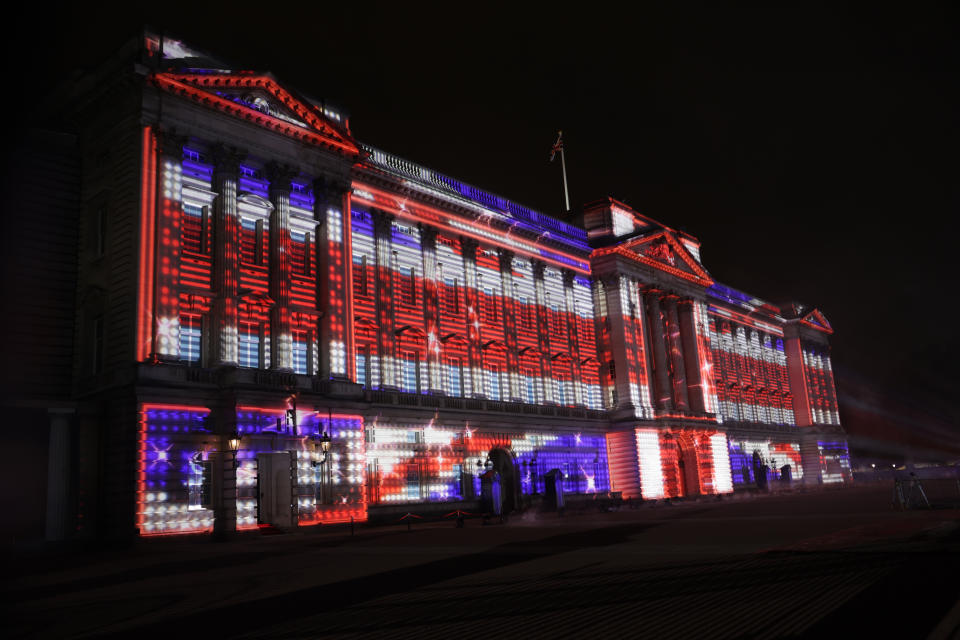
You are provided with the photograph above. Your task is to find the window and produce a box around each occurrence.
[520,296,537,329]
[406,463,421,500]
[182,203,203,253]
[356,347,370,388]
[240,218,257,264]
[292,331,308,374]
[521,366,537,404]
[188,457,212,511]
[303,232,312,276]
[291,231,309,276]
[254,219,265,265]
[487,363,501,401]
[400,351,420,393]
[446,357,463,397]
[555,374,573,406]
[180,315,202,364]
[444,277,460,314]
[550,303,562,334]
[483,286,498,323]
[405,267,417,305]
[239,322,260,368]
[353,254,369,297]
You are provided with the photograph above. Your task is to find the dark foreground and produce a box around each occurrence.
[6,484,960,639]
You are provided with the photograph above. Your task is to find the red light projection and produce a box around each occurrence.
[149,73,360,156]
[137,127,158,361]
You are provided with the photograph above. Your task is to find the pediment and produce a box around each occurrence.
[216,88,310,128]
[608,230,713,286]
[150,72,359,156]
[801,308,833,334]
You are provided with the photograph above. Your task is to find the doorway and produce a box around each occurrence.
[488,448,519,513]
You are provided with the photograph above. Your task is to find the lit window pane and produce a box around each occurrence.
[180,315,201,363]
[239,323,259,368]
[292,333,308,374]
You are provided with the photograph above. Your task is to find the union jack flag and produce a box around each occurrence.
[549,130,563,162]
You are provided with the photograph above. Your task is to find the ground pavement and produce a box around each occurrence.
[5,483,960,639]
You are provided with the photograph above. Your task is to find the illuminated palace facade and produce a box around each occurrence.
[51,34,850,539]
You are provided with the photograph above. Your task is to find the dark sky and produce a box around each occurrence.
[10,4,959,436]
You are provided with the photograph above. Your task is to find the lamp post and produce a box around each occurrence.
[313,431,332,504]
[213,429,242,542]
[227,430,243,469]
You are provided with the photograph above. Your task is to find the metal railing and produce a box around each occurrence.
[363,388,605,419]
[360,143,590,249]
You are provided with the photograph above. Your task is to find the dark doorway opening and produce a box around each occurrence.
[488,448,518,513]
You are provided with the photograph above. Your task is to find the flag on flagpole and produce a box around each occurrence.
[550,130,563,162]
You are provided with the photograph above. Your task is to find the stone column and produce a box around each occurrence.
[315,179,354,380]
[783,327,813,427]
[643,289,673,410]
[211,397,238,540]
[372,209,397,388]
[799,433,822,486]
[498,249,522,401]
[678,299,706,414]
[45,408,75,541]
[602,276,634,410]
[532,260,555,402]
[209,145,245,367]
[822,349,840,425]
[460,238,483,396]
[153,130,187,361]
[634,286,657,416]
[562,269,584,405]
[420,225,443,393]
[664,295,690,412]
[267,163,297,371]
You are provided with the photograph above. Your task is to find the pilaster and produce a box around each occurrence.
[267,163,297,371]
[461,238,483,396]
[562,269,584,405]
[153,129,187,361]
[45,408,75,541]
[315,178,354,380]
[603,275,636,411]
[209,144,245,367]
[372,209,397,388]
[644,288,673,410]
[532,260,555,402]
[783,324,813,427]
[420,225,443,393]
[799,432,823,485]
[211,396,238,540]
[664,294,690,412]
[678,299,706,414]
[499,249,522,401]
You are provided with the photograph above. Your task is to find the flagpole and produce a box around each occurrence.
[559,131,570,212]
[550,130,570,213]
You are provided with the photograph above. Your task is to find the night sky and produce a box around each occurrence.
[9,4,958,454]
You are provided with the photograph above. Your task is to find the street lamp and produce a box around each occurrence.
[313,431,332,505]
[227,430,243,469]
[314,431,332,463]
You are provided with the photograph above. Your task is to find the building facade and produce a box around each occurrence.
[34,32,850,540]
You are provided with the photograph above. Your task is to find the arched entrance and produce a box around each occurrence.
[488,448,519,513]
[666,432,702,498]
[676,445,688,496]
[677,436,701,497]
[752,450,768,490]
